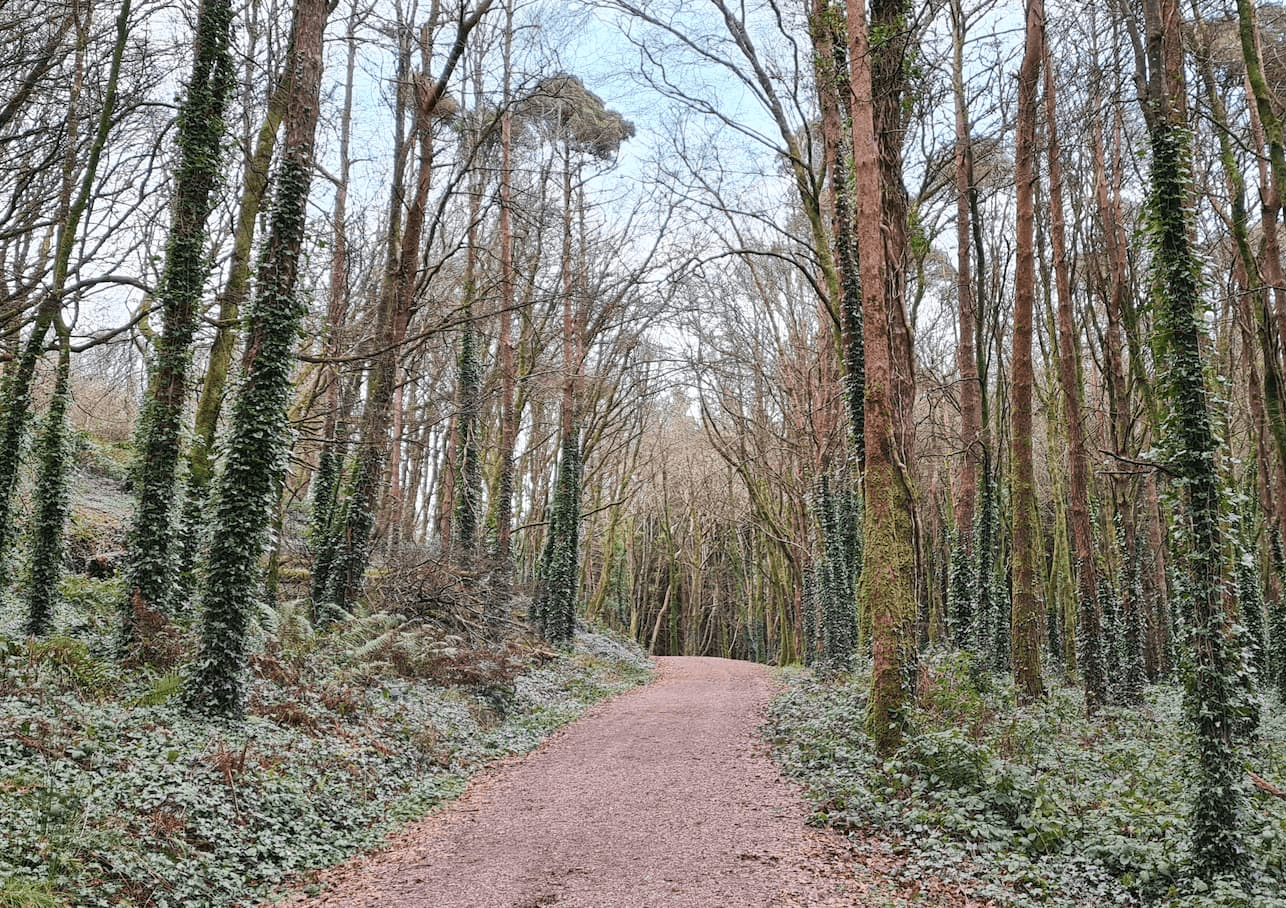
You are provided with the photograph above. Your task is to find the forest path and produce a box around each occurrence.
[283,656,869,907]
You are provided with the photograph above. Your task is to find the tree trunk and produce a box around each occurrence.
[950,0,980,591]
[1141,0,1247,874]
[1009,0,1044,705]
[186,0,330,718]
[121,0,235,632]
[844,0,917,756]
[494,0,517,569]
[1045,9,1104,710]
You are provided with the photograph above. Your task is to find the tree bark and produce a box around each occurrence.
[845,0,917,756]
[1009,0,1044,704]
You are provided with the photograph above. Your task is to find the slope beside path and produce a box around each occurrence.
[284,656,868,907]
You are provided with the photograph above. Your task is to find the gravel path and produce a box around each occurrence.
[284,656,868,907]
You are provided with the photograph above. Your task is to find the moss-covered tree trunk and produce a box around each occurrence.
[185,0,330,718]
[120,0,235,636]
[845,0,917,756]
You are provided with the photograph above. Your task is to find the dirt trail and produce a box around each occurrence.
[285,656,866,907]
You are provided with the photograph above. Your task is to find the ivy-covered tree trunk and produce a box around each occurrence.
[808,0,863,467]
[1149,116,1248,878]
[175,28,294,601]
[812,471,860,666]
[535,138,585,646]
[949,0,981,643]
[185,0,330,718]
[24,333,72,637]
[120,0,235,639]
[453,119,486,562]
[493,1,517,569]
[0,0,130,590]
[305,8,359,619]
[1142,0,1248,872]
[533,430,581,644]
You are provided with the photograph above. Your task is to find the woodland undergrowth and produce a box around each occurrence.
[0,572,651,908]
[767,652,1286,907]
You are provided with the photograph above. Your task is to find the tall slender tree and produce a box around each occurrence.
[1139,0,1248,876]
[185,0,331,717]
[492,0,517,572]
[949,0,981,647]
[1009,0,1044,704]
[120,0,235,640]
[528,73,634,644]
[845,0,918,755]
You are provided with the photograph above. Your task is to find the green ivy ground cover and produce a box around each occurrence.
[766,652,1286,907]
[0,612,652,908]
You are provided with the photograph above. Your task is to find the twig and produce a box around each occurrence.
[1250,771,1286,800]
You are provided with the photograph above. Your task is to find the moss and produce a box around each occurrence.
[862,461,917,755]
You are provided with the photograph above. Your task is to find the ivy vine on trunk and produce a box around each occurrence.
[185,0,330,718]
[120,0,235,645]
[1147,117,1248,877]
